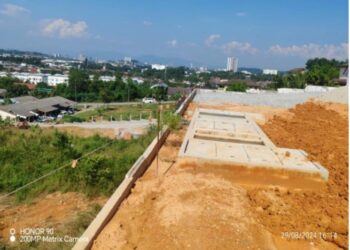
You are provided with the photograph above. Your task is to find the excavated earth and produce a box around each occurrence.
[92,101,348,250]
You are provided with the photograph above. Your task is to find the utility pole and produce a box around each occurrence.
[128,84,130,102]
[74,79,77,110]
[156,106,160,177]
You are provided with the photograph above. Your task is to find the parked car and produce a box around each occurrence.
[142,97,157,104]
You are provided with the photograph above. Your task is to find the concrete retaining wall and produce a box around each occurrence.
[73,89,196,250]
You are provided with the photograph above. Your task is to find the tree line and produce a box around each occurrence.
[272,58,346,89]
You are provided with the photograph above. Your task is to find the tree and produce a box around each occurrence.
[68,69,89,101]
[226,82,247,92]
[305,58,340,86]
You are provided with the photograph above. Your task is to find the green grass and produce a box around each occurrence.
[0,126,156,203]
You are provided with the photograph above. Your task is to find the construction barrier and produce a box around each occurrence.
[73,89,196,250]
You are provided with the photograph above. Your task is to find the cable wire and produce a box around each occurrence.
[0,140,115,201]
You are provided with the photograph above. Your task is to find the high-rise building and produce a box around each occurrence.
[226,57,238,72]
[79,53,86,62]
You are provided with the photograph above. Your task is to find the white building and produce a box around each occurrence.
[263,69,278,75]
[151,64,167,70]
[240,70,252,75]
[131,77,144,84]
[226,57,238,72]
[47,74,69,86]
[99,76,116,82]
[124,57,132,63]
[12,72,47,84]
[9,72,68,86]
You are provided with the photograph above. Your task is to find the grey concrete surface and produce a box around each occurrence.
[179,108,329,180]
[316,86,348,104]
[38,120,154,130]
[194,89,323,108]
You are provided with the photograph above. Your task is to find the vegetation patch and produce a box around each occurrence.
[0,126,156,202]
[226,82,248,92]
[65,103,175,122]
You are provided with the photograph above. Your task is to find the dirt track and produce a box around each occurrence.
[92,101,348,250]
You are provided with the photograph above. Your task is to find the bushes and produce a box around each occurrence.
[162,112,181,130]
[226,82,247,92]
[0,128,155,202]
[61,115,85,123]
[0,117,14,128]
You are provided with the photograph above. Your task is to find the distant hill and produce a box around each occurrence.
[0,49,50,58]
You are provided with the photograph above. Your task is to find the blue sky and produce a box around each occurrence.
[0,0,348,70]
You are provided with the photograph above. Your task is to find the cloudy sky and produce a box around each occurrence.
[0,0,348,70]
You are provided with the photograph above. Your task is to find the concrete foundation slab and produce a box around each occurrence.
[179,108,329,180]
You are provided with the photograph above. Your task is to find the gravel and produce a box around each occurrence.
[194,89,323,108]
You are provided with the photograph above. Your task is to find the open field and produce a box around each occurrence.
[0,126,157,249]
[67,103,175,122]
[40,120,154,139]
[91,98,348,250]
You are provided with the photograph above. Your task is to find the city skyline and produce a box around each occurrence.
[0,0,348,70]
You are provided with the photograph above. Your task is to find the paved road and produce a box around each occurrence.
[38,120,155,130]
[76,101,176,108]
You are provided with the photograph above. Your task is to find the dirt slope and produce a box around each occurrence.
[92,101,347,250]
[249,102,348,249]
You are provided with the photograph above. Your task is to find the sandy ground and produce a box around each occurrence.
[92,101,348,250]
[251,101,348,249]
[39,120,154,139]
[0,192,107,244]
[44,127,117,138]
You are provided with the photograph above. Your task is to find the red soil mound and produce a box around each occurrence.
[248,102,348,249]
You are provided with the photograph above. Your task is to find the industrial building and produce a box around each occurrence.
[0,96,76,121]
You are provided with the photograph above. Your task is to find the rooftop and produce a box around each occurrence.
[0,96,76,118]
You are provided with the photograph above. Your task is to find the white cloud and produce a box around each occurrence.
[222,41,258,54]
[143,20,152,26]
[236,12,246,17]
[205,34,221,46]
[41,19,88,38]
[167,39,178,47]
[269,43,349,60]
[0,4,30,16]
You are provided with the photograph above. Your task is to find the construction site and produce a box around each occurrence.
[64,87,348,250]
